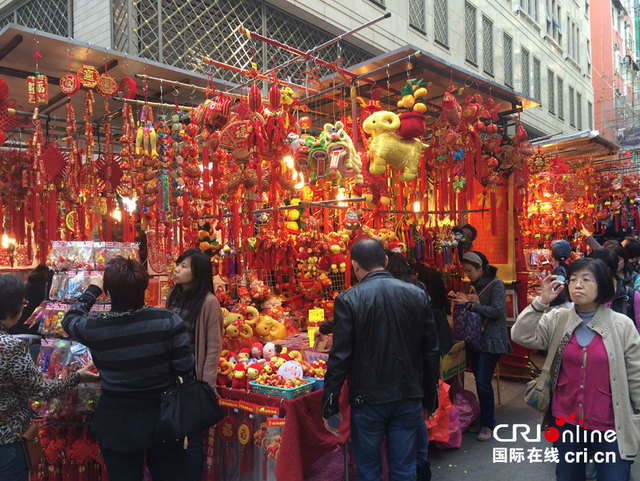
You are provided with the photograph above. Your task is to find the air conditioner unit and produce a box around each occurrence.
[614,42,620,51]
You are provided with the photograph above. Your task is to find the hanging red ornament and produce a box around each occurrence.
[0,129,5,147]
[248,85,263,112]
[0,77,8,98]
[118,76,137,99]
[27,74,48,105]
[59,73,81,95]
[77,65,99,89]
[96,73,118,97]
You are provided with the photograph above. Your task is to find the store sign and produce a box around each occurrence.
[277,360,303,379]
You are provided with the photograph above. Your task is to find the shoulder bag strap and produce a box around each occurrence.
[475,278,499,298]
[0,410,22,438]
[534,309,570,392]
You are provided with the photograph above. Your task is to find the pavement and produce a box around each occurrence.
[428,372,640,480]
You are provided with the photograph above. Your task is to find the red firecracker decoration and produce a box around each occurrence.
[27,74,48,106]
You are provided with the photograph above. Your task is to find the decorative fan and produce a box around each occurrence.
[95,155,125,195]
[42,142,69,182]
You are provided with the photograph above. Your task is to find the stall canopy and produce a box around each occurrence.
[531,129,620,164]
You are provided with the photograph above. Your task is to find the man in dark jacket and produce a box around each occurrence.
[321,238,439,481]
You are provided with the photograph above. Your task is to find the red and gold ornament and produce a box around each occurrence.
[77,65,99,89]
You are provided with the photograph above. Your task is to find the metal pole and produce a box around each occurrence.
[231,12,391,93]
[112,96,195,111]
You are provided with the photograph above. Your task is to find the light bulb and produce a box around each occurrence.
[122,197,137,213]
[413,200,421,212]
[294,172,305,189]
[8,238,15,246]
[283,155,294,170]
[112,208,122,222]
[1,234,8,249]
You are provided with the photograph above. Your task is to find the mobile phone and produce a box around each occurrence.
[553,275,565,292]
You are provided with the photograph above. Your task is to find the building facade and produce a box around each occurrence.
[0,0,594,139]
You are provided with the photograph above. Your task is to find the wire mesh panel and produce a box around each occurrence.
[503,33,513,87]
[0,0,71,37]
[109,0,373,84]
[521,47,530,97]
[464,2,476,64]
[569,86,575,127]
[482,15,493,75]
[557,76,564,119]
[533,56,541,101]
[409,0,426,33]
[434,0,448,47]
[547,69,554,114]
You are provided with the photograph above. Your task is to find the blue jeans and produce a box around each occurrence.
[416,418,428,468]
[554,423,631,481]
[0,442,28,481]
[185,431,203,481]
[468,349,501,428]
[350,399,422,481]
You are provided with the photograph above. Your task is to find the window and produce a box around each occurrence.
[533,56,541,100]
[586,39,591,74]
[465,2,477,64]
[557,76,564,120]
[576,27,580,63]
[504,33,513,87]
[548,69,555,114]
[409,0,426,33]
[434,0,448,47]
[368,0,385,5]
[585,0,589,16]
[546,0,562,44]
[520,0,539,22]
[522,47,530,96]
[587,101,593,130]
[569,86,575,127]
[482,15,493,75]
[576,92,582,130]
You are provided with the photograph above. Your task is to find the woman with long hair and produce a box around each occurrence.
[450,251,512,442]
[512,257,640,480]
[166,249,223,481]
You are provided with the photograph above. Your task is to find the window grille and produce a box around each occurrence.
[557,77,564,119]
[482,15,493,75]
[111,0,373,84]
[569,86,575,127]
[576,92,582,130]
[465,2,477,64]
[0,0,71,37]
[409,0,426,33]
[434,0,448,47]
[547,69,555,114]
[533,56,541,100]
[522,47,530,96]
[503,33,513,86]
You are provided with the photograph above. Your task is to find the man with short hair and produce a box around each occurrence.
[321,238,439,481]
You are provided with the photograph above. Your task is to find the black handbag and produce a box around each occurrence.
[157,379,224,439]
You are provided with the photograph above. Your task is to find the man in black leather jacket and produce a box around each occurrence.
[321,238,439,481]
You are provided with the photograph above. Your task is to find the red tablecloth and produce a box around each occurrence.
[218,385,350,481]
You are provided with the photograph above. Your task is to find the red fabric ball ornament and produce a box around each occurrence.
[118,76,136,99]
[0,77,9,98]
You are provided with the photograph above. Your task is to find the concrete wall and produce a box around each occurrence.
[72,0,110,49]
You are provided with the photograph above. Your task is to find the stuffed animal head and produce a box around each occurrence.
[251,342,263,358]
[263,342,276,361]
[362,111,401,137]
[233,363,247,379]
[238,348,251,361]
[246,363,262,380]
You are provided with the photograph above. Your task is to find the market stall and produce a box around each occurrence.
[0,21,540,480]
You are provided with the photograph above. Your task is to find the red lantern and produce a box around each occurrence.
[27,74,48,105]
[299,116,312,130]
[96,73,118,97]
[0,77,9,98]
[118,76,136,99]
[248,85,263,112]
[59,73,80,95]
[77,65,99,89]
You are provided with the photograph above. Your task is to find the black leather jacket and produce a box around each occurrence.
[321,270,440,418]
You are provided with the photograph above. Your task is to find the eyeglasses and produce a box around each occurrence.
[568,278,597,286]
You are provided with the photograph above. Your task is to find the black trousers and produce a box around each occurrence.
[100,438,185,481]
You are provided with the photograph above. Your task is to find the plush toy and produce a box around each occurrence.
[251,342,263,359]
[263,342,276,361]
[246,363,263,383]
[217,359,232,387]
[320,121,363,185]
[238,348,251,361]
[328,244,346,273]
[231,363,248,390]
[267,435,282,461]
[362,111,426,182]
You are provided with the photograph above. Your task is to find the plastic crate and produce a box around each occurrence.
[303,377,324,391]
[248,379,315,399]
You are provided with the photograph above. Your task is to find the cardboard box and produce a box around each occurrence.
[440,340,466,380]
